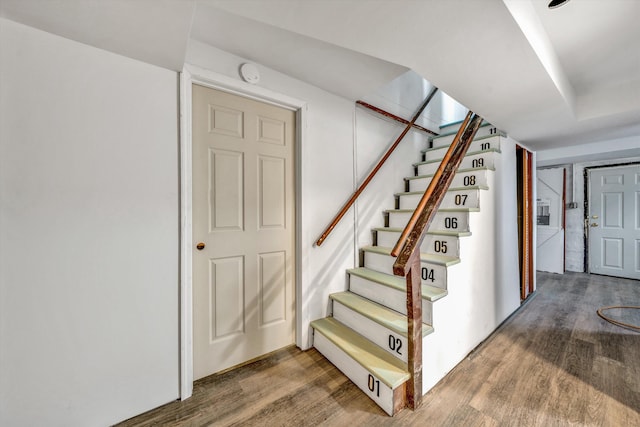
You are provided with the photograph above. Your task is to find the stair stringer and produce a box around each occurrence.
[421,135,521,394]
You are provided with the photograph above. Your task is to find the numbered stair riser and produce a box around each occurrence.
[399,189,480,210]
[363,251,448,289]
[313,332,398,416]
[376,230,461,258]
[408,169,488,192]
[423,135,502,161]
[348,274,434,325]
[388,210,470,232]
[332,301,411,364]
[431,125,502,148]
[417,151,496,176]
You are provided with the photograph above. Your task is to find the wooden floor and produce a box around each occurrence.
[117,272,640,426]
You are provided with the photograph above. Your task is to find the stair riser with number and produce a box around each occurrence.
[313,332,401,415]
[417,150,497,176]
[363,250,449,289]
[311,119,514,417]
[423,135,502,161]
[431,125,503,148]
[398,189,480,210]
[387,210,471,232]
[376,230,461,258]
[348,273,434,325]
[332,300,412,364]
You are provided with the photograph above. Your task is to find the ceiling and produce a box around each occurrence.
[0,0,195,70]
[1,0,638,153]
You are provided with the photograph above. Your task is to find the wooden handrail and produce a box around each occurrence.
[315,87,439,246]
[391,112,484,410]
[356,101,438,136]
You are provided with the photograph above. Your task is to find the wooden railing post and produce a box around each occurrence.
[405,253,423,409]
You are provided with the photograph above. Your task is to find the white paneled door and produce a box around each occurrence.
[192,85,296,380]
[588,164,640,280]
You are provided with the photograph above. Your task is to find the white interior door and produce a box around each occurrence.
[588,164,640,280]
[536,167,565,274]
[192,85,296,380]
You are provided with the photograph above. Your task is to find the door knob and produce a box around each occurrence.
[592,215,599,219]
[590,223,598,227]
[196,242,206,250]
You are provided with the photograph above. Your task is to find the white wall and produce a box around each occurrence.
[422,137,522,392]
[0,16,537,426]
[0,19,179,426]
[184,42,441,354]
[360,70,466,132]
[185,42,528,400]
[354,109,429,250]
[185,40,359,349]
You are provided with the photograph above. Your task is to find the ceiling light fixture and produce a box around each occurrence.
[548,0,570,8]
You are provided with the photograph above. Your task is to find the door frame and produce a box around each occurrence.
[516,145,535,300]
[584,161,640,274]
[179,64,306,399]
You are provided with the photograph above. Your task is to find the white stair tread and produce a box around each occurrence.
[385,207,480,214]
[331,291,435,337]
[413,148,501,167]
[373,226,471,238]
[422,134,502,153]
[433,124,504,140]
[361,246,460,268]
[348,265,449,301]
[311,317,410,389]
[406,166,494,181]
[395,185,488,197]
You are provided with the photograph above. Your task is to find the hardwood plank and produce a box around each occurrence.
[116,272,640,426]
[442,404,499,427]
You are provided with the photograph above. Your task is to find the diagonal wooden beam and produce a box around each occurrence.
[356,100,439,136]
[315,89,437,247]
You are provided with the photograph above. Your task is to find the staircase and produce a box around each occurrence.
[311,121,506,415]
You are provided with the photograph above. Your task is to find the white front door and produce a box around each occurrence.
[536,167,565,274]
[192,85,296,380]
[588,164,640,280]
